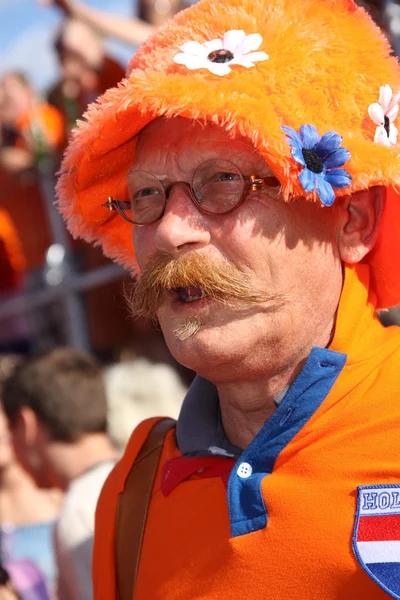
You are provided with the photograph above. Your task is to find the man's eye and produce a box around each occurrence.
[135,188,162,198]
[216,172,240,182]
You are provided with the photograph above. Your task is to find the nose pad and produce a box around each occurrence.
[193,189,204,203]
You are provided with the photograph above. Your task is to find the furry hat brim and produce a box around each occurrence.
[57,0,400,308]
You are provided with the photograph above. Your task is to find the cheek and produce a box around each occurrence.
[213,204,286,270]
[133,227,155,268]
[215,206,330,292]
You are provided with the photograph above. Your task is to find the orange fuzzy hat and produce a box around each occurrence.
[57,0,400,309]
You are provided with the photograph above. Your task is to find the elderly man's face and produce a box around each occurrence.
[133,117,343,381]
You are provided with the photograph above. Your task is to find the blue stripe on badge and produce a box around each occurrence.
[365,563,400,599]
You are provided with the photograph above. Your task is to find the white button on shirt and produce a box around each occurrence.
[237,462,252,478]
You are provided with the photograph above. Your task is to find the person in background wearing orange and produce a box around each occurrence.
[0,72,64,169]
[0,74,59,275]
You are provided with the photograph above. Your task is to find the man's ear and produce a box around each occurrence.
[14,406,40,448]
[337,187,385,264]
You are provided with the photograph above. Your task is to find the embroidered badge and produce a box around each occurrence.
[353,484,400,599]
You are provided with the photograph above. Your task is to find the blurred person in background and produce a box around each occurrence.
[0,355,60,598]
[2,348,117,600]
[42,0,194,139]
[48,19,125,140]
[0,72,64,173]
[0,73,61,322]
[104,358,186,451]
[41,0,191,47]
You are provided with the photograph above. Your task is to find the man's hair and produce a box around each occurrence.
[2,348,108,442]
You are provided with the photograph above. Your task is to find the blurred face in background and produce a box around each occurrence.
[0,74,33,127]
[55,20,103,99]
[56,46,97,97]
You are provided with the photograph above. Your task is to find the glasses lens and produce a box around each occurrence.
[192,159,244,214]
[116,170,166,225]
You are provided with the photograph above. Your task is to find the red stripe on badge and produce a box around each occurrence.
[357,515,400,542]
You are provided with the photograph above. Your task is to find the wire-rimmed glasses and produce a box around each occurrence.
[102,158,280,226]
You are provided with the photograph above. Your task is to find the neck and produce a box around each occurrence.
[0,461,36,493]
[47,433,117,489]
[218,315,335,449]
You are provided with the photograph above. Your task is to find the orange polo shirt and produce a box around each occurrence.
[93,263,400,599]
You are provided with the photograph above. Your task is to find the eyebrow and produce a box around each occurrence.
[132,149,275,179]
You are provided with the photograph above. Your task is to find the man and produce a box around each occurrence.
[2,348,117,600]
[56,0,400,597]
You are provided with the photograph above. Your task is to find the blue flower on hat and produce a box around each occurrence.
[281,124,352,206]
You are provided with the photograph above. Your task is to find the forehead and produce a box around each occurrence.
[133,116,270,173]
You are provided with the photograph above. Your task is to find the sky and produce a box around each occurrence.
[0,0,135,93]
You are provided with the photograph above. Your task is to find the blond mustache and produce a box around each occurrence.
[129,252,282,320]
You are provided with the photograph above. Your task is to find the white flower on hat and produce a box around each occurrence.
[368,85,400,146]
[173,30,269,76]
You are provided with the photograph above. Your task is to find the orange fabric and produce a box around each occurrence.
[0,169,52,272]
[0,208,26,274]
[57,0,400,308]
[93,263,400,599]
[0,208,25,292]
[18,103,64,149]
[0,104,60,272]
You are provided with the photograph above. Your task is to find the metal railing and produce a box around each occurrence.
[0,165,125,351]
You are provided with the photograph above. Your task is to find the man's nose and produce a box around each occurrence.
[154,184,211,255]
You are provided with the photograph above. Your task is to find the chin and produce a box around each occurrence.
[161,320,246,377]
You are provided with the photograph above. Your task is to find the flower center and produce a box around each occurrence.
[384,115,390,138]
[207,49,234,63]
[302,148,324,174]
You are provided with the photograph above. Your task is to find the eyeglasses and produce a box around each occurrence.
[102,158,280,226]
